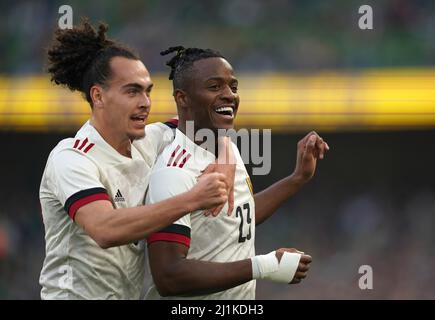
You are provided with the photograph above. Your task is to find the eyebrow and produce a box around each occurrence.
[206,77,238,84]
[122,83,154,91]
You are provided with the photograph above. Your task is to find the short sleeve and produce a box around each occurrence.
[146,166,196,247]
[51,149,110,220]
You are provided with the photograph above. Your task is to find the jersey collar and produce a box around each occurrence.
[77,121,141,161]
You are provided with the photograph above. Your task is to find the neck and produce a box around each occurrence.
[90,117,132,158]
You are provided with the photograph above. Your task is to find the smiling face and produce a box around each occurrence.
[179,57,240,131]
[94,56,153,141]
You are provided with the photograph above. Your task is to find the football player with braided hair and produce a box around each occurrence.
[145,46,329,299]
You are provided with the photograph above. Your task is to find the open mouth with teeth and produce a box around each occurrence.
[214,106,234,119]
[130,114,147,129]
[130,115,147,123]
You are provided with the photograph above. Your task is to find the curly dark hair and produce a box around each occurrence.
[47,18,139,107]
[160,46,224,91]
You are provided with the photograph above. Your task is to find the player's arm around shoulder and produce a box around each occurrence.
[73,166,228,249]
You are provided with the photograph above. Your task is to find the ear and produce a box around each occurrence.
[90,85,104,109]
[174,89,189,109]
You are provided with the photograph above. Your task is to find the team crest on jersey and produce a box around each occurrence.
[114,189,125,203]
[246,177,254,196]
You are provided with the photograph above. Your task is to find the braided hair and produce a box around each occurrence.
[160,46,224,90]
[47,18,139,107]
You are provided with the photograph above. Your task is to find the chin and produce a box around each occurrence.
[210,114,236,131]
[128,130,146,141]
[214,122,234,131]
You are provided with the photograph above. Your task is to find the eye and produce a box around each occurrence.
[127,89,138,96]
[231,85,238,93]
[209,84,220,90]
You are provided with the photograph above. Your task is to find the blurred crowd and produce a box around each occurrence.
[0,0,434,74]
[253,131,435,299]
[1,131,434,299]
[1,0,434,300]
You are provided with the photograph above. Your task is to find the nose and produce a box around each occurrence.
[221,85,237,102]
[140,92,151,111]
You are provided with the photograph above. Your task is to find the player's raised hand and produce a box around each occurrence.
[293,131,330,183]
[192,172,228,212]
[275,248,312,284]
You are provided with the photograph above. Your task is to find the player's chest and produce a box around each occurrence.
[191,182,255,247]
[99,160,150,208]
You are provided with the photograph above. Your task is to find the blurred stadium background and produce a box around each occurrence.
[1,0,434,299]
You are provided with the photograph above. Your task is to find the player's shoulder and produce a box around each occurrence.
[51,121,100,155]
[145,120,176,146]
[148,156,197,198]
[41,138,100,187]
[133,119,177,159]
[48,139,98,173]
[145,119,178,137]
[50,135,97,160]
[163,141,194,168]
[153,142,194,179]
[149,164,197,187]
[151,130,199,181]
[48,124,102,169]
